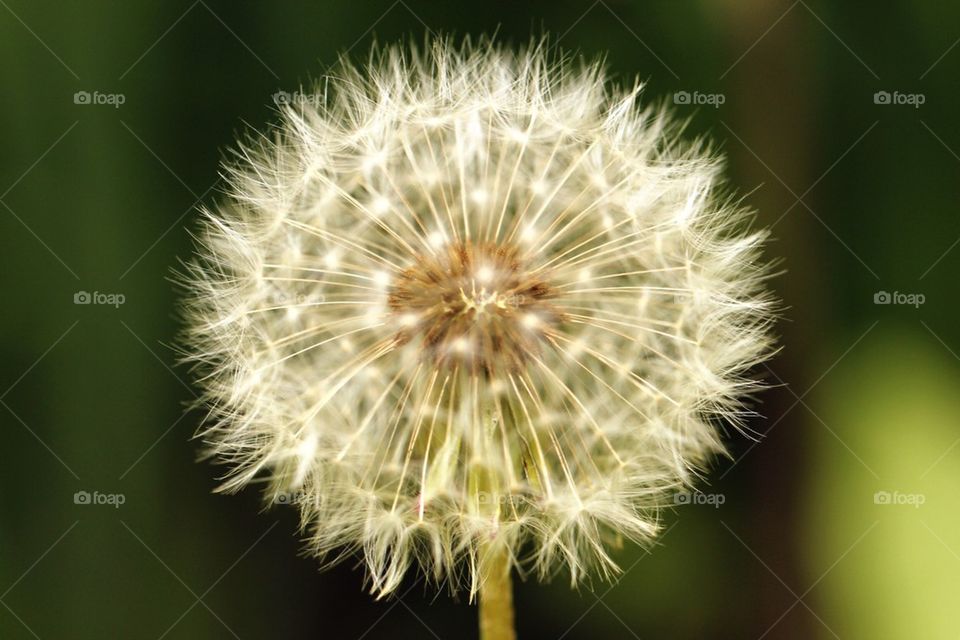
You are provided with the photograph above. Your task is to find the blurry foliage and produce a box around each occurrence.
[808,329,960,639]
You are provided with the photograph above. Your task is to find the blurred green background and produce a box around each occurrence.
[2,1,958,638]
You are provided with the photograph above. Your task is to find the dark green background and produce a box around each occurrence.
[3,1,958,638]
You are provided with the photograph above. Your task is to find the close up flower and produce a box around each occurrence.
[181,37,774,599]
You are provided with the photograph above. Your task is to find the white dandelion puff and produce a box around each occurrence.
[180,37,775,599]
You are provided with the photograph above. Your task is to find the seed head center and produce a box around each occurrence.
[387,241,562,375]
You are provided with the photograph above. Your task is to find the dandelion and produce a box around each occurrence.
[181,36,774,639]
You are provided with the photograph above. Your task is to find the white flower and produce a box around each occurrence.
[181,37,774,597]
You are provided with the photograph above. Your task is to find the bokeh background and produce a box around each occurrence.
[2,1,958,638]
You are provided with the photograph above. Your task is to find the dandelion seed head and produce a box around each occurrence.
[180,36,775,598]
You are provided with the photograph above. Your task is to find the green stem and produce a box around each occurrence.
[478,545,516,640]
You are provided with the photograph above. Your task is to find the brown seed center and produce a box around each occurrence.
[387,241,561,375]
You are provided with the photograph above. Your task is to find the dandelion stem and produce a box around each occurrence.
[478,544,516,640]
